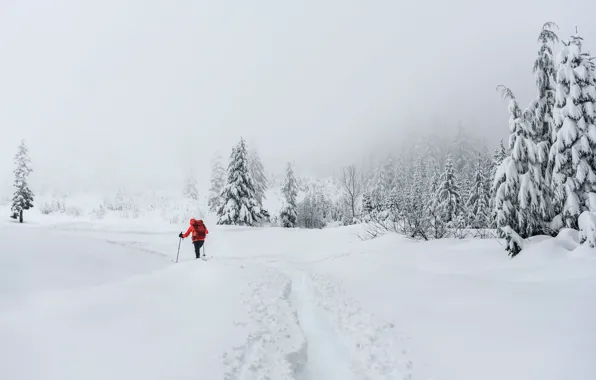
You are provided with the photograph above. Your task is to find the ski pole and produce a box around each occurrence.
[176,236,182,263]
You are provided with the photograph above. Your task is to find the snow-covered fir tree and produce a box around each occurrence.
[426,169,447,238]
[11,140,34,223]
[401,154,431,239]
[494,86,549,255]
[298,187,327,229]
[529,22,559,227]
[280,162,298,228]
[531,22,559,146]
[208,155,226,213]
[361,191,374,219]
[466,157,490,228]
[248,148,268,207]
[434,155,463,225]
[183,175,199,200]
[492,141,508,176]
[217,138,266,226]
[549,32,596,230]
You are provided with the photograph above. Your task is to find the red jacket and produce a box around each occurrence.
[183,219,208,242]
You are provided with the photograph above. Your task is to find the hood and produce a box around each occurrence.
[190,218,203,226]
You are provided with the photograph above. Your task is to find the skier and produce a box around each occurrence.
[179,218,209,259]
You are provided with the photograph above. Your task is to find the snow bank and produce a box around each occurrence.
[579,210,596,248]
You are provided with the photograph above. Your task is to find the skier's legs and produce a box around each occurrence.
[193,241,204,258]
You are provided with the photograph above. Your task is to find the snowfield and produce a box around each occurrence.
[1,214,595,380]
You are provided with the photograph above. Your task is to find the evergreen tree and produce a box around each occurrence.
[280,162,298,228]
[248,148,268,207]
[369,164,387,211]
[208,155,226,213]
[11,140,34,223]
[494,86,548,256]
[426,169,447,238]
[361,191,374,218]
[549,32,596,230]
[489,140,508,227]
[530,22,559,227]
[435,154,463,225]
[466,157,490,228]
[531,22,559,145]
[217,138,265,226]
[402,155,431,239]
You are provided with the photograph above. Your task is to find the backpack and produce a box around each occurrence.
[192,223,207,240]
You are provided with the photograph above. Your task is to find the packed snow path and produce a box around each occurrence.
[289,271,364,380]
[221,262,414,380]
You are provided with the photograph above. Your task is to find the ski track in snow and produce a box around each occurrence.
[305,272,415,380]
[289,270,368,380]
[223,262,415,380]
[222,268,307,380]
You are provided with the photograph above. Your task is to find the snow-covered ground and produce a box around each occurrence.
[1,212,595,380]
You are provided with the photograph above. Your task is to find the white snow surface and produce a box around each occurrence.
[1,213,596,380]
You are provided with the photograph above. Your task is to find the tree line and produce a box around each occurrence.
[208,22,596,258]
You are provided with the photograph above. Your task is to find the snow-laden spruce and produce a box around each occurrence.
[425,167,447,238]
[280,162,299,228]
[434,155,463,225]
[368,155,395,212]
[531,22,558,145]
[217,138,267,226]
[11,140,34,223]
[493,86,549,255]
[529,22,559,226]
[466,157,491,229]
[402,154,431,239]
[248,148,268,208]
[549,32,596,230]
[208,155,226,213]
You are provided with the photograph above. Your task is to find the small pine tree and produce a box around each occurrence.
[280,162,298,228]
[361,192,374,218]
[248,148,268,207]
[217,138,264,226]
[208,156,226,213]
[489,140,508,227]
[549,32,596,230]
[435,155,463,225]
[11,140,34,223]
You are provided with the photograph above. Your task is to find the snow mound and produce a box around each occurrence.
[579,211,596,248]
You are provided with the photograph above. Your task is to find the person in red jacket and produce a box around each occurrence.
[179,218,208,259]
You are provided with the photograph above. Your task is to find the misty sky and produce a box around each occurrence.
[1,0,595,194]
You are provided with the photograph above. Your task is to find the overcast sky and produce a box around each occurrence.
[0,0,595,194]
